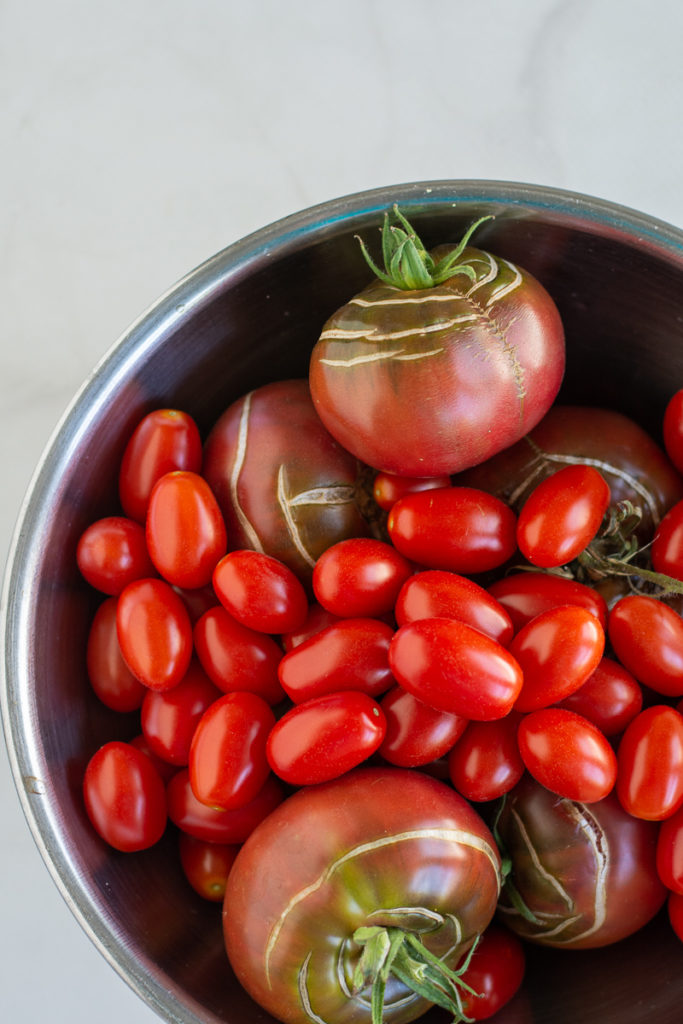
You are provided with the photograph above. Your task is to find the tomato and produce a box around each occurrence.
[668,891,683,942]
[193,605,284,705]
[140,659,221,765]
[556,656,643,736]
[167,769,284,844]
[616,705,683,820]
[651,498,683,579]
[86,597,147,712]
[456,924,526,1021]
[448,715,525,803]
[510,605,605,712]
[82,740,167,852]
[608,594,683,696]
[116,578,193,691]
[118,408,203,523]
[372,470,452,511]
[223,767,502,1024]
[495,774,666,948]
[378,685,468,768]
[663,388,683,475]
[487,571,608,633]
[213,549,309,634]
[517,708,617,803]
[129,734,178,783]
[277,617,395,703]
[189,691,275,810]
[77,516,155,595]
[515,463,610,568]
[656,803,683,894]
[178,832,240,903]
[389,617,523,720]
[266,691,386,785]
[145,470,227,589]
[280,602,342,651]
[395,570,514,646]
[311,537,412,619]
[387,487,517,575]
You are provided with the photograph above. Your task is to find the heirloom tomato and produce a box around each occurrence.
[83,740,167,852]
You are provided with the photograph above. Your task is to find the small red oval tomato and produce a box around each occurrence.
[456,924,526,1021]
[651,499,683,580]
[487,571,608,633]
[517,708,617,803]
[378,685,468,768]
[83,740,167,852]
[448,714,525,803]
[119,408,203,523]
[266,691,386,785]
[140,659,221,766]
[86,597,147,712]
[146,470,227,589]
[193,606,284,705]
[395,570,514,646]
[555,656,643,736]
[663,389,683,476]
[389,617,523,721]
[212,549,309,634]
[129,734,178,783]
[608,594,683,696]
[77,516,155,595]
[616,705,683,820]
[312,537,412,618]
[167,770,284,844]
[510,605,605,712]
[178,832,240,902]
[372,470,452,511]
[656,803,683,894]
[280,602,342,651]
[387,487,517,575]
[189,691,276,810]
[116,578,193,691]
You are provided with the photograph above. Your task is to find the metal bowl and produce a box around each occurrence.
[3,180,683,1024]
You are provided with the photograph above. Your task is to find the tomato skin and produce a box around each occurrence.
[193,606,285,705]
[312,538,412,618]
[656,803,683,894]
[448,715,525,803]
[212,549,308,634]
[608,594,683,696]
[167,769,284,844]
[83,740,167,852]
[517,708,617,803]
[556,656,643,736]
[280,602,342,651]
[487,571,607,633]
[389,617,523,721]
[378,685,468,768]
[116,578,193,691]
[178,832,240,902]
[651,498,683,579]
[118,408,203,523]
[77,516,155,595]
[510,605,605,712]
[86,597,147,712]
[372,471,452,511]
[616,705,683,820]
[668,891,683,942]
[395,570,513,646]
[189,692,276,810]
[456,924,526,1021]
[663,389,683,475]
[140,659,221,766]
[387,487,517,574]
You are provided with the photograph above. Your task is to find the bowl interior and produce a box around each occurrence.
[5,181,683,1024]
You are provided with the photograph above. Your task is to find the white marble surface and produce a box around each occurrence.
[3,1,683,1020]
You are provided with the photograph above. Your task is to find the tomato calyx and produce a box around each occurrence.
[352,923,481,1024]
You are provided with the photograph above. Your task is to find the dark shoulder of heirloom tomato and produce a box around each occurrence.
[309,205,565,478]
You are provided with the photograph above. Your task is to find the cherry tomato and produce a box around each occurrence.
[116,578,193,691]
[167,769,284,844]
[389,616,523,721]
[193,606,284,705]
[556,656,643,736]
[129,733,178,783]
[456,924,526,1021]
[372,470,452,511]
[651,498,683,579]
[118,408,202,523]
[140,659,221,765]
[387,486,517,574]
[266,691,386,785]
[178,832,240,902]
[668,890,683,942]
[172,583,219,624]
[212,549,309,634]
[280,602,342,651]
[517,708,617,803]
[378,685,468,768]
[663,389,683,475]
[487,571,608,632]
[86,597,147,712]
[83,740,167,852]
[77,516,155,595]
[616,705,683,820]
[608,594,683,696]
[189,691,275,810]
[277,617,395,704]
[395,570,514,646]
[448,714,525,802]
[312,537,412,618]
[656,803,683,894]
[510,605,605,712]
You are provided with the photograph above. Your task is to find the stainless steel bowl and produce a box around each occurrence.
[4,180,683,1023]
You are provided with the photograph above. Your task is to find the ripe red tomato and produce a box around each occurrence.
[213,549,309,634]
[86,597,147,712]
[387,487,517,575]
[448,714,525,803]
[378,685,468,768]
[167,770,284,844]
[372,470,452,511]
[83,740,167,852]
[140,659,221,766]
[266,691,386,785]
[118,408,203,523]
[616,705,683,820]
[608,594,683,696]
[456,924,526,1021]
[556,656,643,736]
[116,578,193,691]
[516,463,610,568]
[129,734,178,783]
[77,516,155,595]
[663,388,683,475]
[312,537,412,618]
[389,616,523,720]
[517,707,617,803]
[487,571,607,632]
[656,803,683,894]
[189,691,275,810]
[178,832,240,903]
[395,570,514,646]
[651,498,683,579]
[193,606,284,705]
[280,601,342,651]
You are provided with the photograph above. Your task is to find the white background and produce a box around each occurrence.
[3,1,683,1020]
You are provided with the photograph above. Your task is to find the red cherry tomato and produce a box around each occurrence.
[372,470,452,511]
[487,571,608,633]
[378,684,468,767]
[266,691,386,785]
[651,499,683,579]
[77,516,155,595]
[178,832,240,902]
[140,659,221,766]
[312,537,412,618]
[83,740,167,852]
[510,605,605,712]
[280,602,342,651]
[656,803,683,894]
[516,464,610,568]
[167,769,284,844]
[456,924,526,1021]
[389,616,523,721]
[129,733,178,783]
[395,570,514,646]
[616,705,683,820]
[387,487,517,574]
[193,606,284,705]
[517,708,617,803]
[86,597,147,712]
[448,714,525,803]
[189,691,276,810]
[173,584,219,624]
[118,408,202,523]
[146,470,227,589]
[212,549,309,634]
[608,594,683,696]
[668,890,683,942]
[556,656,643,736]
[663,389,683,475]
[116,578,193,691]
